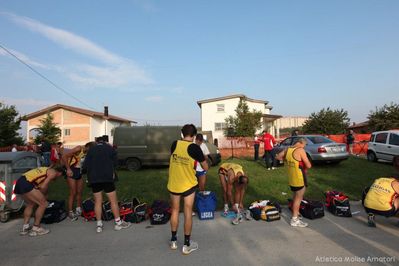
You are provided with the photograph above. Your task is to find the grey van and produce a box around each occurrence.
[113,126,221,171]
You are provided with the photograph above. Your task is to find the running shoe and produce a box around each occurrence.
[114,220,131,231]
[290,218,308,227]
[182,241,198,255]
[368,213,376,227]
[170,240,178,250]
[19,225,32,236]
[68,211,78,221]
[29,226,50,236]
[96,225,103,233]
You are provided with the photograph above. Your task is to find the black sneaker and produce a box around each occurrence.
[368,213,376,227]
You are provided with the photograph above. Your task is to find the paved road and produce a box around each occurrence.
[1,202,398,266]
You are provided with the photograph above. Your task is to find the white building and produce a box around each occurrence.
[197,94,282,143]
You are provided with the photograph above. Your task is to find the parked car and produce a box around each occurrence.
[277,135,349,164]
[113,126,221,171]
[367,130,399,163]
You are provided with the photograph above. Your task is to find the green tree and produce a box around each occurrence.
[0,102,24,146]
[224,99,263,137]
[34,113,61,144]
[302,107,350,134]
[368,102,399,131]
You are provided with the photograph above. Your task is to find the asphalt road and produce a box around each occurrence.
[0,202,398,266]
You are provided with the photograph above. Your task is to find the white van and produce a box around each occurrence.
[367,130,399,163]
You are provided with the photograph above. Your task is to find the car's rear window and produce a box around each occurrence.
[307,136,333,144]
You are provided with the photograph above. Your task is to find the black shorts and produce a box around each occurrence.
[290,186,305,192]
[169,185,198,197]
[91,182,116,194]
[67,167,82,180]
[14,176,35,195]
[364,206,398,217]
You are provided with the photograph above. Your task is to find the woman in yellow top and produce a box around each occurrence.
[277,137,312,228]
[363,156,399,227]
[62,145,88,220]
[14,164,65,236]
[218,162,249,221]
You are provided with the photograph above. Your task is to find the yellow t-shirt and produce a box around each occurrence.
[285,147,306,187]
[167,140,198,193]
[364,177,398,211]
[219,163,244,176]
[24,167,48,186]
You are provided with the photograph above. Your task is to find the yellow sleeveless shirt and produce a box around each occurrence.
[364,177,398,211]
[285,147,306,187]
[24,167,48,186]
[219,163,244,176]
[69,148,84,168]
[167,140,198,193]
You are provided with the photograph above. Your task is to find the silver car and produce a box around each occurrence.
[277,135,349,164]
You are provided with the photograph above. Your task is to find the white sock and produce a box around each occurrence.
[23,223,30,229]
[292,216,298,221]
[76,207,82,212]
[97,220,103,227]
[115,217,122,225]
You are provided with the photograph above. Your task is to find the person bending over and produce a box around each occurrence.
[14,164,65,236]
[218,162,249,222]
[363,156,399,227]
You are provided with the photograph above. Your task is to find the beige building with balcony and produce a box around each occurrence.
[24,104,134,146]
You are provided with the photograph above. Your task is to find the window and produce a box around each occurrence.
[389,133,399,146]
[64,129,71,136]
[375,133,388,144]
[217,104,225,112]
[215,122,227,131]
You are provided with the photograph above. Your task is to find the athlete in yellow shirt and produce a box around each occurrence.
[363,155,399,227]
[277,137,312,228]
[218,162,248,221]
[168,124,208,255]
[14,164,65,236]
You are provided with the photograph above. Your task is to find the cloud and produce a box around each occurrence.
[1,11,153,88]
[145,95,163,103]
[0,47,48,69]
[132,0,158,12]
[0,96,54,107]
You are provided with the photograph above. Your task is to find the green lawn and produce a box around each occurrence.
[48,157,395,208]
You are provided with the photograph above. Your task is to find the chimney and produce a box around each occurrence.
[104,106,109,117]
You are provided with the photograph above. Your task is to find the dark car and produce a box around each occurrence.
[277,135,349,164]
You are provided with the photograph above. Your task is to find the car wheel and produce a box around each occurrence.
[367,151,377,162]
[126,158,142,171]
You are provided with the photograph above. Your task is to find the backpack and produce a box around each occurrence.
[148,200,171,225]
[102,201,114,221]
[82,198,96,221]
[288,199,324,219]
[42,200,67,224]
[195,191,217,220]
[325,191,352,217]
[249,200,281,221]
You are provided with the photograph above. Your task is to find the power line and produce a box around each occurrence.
[0,43,95,110]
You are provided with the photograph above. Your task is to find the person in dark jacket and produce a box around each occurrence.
[82,138,130,233]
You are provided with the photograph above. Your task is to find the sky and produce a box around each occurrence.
[0,0,398,128]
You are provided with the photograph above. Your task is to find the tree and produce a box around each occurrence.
[0,103,24,146]
[302,107,350,134]
[34,113,61,144]
[368,102,399,131]
[224,99,263,137]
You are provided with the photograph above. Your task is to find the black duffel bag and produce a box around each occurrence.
[42,200,67,224]
[149,200,171,225]
[289,198,324,219]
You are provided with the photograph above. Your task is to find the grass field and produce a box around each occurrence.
[48,157,396,209]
